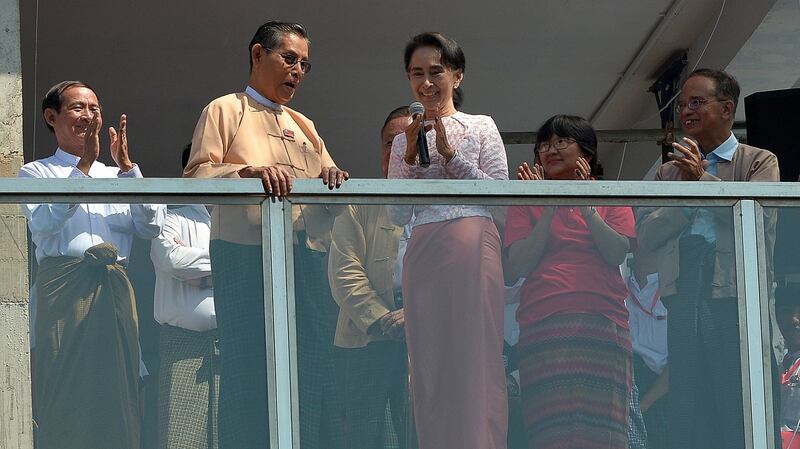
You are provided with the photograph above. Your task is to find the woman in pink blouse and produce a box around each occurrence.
[388,32,509,449]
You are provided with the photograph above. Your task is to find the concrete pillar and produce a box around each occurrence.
[0,0,33,448]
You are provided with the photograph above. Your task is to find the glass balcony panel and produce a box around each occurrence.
[4,181,782,449]
[292,198,745,449]
[768,205,800,449]
[19,200,267,449]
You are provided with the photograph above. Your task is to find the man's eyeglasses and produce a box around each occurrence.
[536,138,576,154]
[265,48,312,74]
[676,98,727,112]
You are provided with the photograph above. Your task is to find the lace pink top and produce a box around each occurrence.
[388,111,509,226]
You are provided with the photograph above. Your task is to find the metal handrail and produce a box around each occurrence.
[1,178,798,204]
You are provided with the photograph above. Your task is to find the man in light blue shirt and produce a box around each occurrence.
[638,68,779,449]
[684,131,738,243]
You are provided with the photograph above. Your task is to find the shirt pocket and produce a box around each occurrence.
[652,300,668,320]
[371,256,392,288]
[299,140,322,177]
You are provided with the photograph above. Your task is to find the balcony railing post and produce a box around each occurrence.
[735,199,774,449]
[262,199,296,449]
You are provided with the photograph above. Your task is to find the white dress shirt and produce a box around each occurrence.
[19,148,164,376]
[151,205,216,332]
[392,223,413,299]
[18,148,165,263]
[625,272,668,374]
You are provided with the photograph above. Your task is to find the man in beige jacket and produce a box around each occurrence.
[185,21,348,449]
[328,107,412,448]
[637,68,778,449]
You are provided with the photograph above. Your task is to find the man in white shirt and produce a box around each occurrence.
[626,247,670,449]
[151,146,218,449]
[18,80,164,449]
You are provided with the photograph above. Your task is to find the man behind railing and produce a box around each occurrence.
[184,21,349,449]
[150,145,218,449]
[637,68,779,449]
[18,80,165,449]
[327,106,411,449]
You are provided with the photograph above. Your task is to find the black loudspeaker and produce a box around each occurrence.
[745,88,800,182]
[745,88,800,278]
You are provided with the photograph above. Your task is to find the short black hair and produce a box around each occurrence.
[687,68,740,114]
[380,106,411,138]
[249,21,309,71]
[535,114,598,175]
[404,32,465,109]
[181,142,192,170]
[41,80,98,133]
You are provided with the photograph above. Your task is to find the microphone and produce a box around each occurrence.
[409,102,430,167]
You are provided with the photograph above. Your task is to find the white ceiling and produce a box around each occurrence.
[727,0,800,122]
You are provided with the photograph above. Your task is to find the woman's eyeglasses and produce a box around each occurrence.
[536,138,576,154]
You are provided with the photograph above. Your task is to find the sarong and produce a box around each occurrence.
[294,240,345,449]
[209,240,268,449]
[662,234,744,449]
[336,340,408,449]
[402,216,508,449]
[158,324,220,449]
[33,243,141,449]
[519,313,631,449]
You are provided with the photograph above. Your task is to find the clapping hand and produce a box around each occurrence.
[573,158,594,215]
[517,162,544,180]
[110,114,134,172]
[574,158,591,180]
[433,113,455,162]
[77,111,101,175]
[668,137,708,181]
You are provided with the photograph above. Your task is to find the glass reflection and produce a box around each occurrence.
[770,206,800,449]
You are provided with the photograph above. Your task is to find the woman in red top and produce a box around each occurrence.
[504,115,636,449]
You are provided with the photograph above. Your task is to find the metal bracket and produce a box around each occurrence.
[649,51,688,162]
